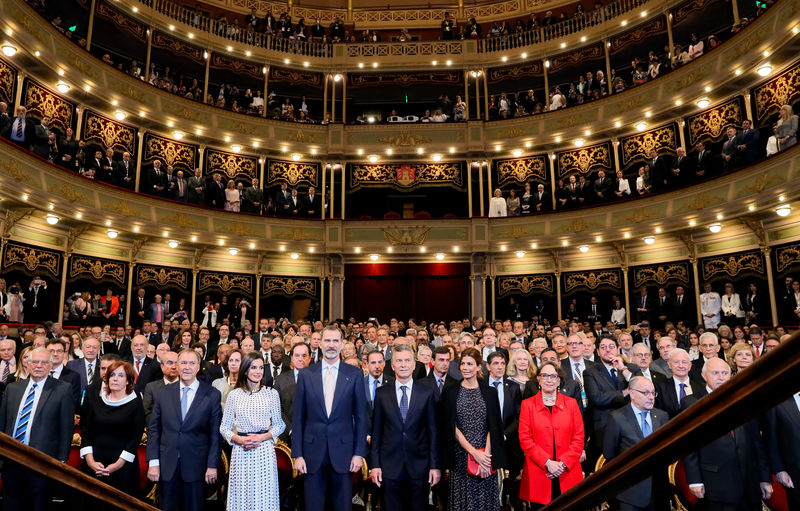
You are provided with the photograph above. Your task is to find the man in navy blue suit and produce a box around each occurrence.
[370,344,440,511]
[736,119,760,165]
[292,325,369,510]
[146,349,222,511]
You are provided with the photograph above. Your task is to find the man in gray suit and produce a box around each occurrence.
[273,342,310,444]
[243,178,264,214]
[67,336,101,393]
[0,347,74,511]
[187,168,206,205]
[603,376,669,511]
[142,351,179,424]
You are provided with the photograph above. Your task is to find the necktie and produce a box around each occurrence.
[437,378,443,391]
[573,363,583,388]
[324,366,335,416]
[610,368,617,381]
[273,365,278,379]
[679,383,686,401]
[1,361,9,382]
[87,362,94,382]
[642,297,646,307]
[372,379,378,402]
[640,412,651,437]
[15,119,22,139]
[50,370,55,377]
[755,346,760,357]
[399,385,409,422]
[14,382,38,442]
[136,359,141,374]
[181,387,190,421]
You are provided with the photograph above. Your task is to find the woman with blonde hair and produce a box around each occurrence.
[728,342,756,375]
[776,104,798,149]
[14,346,33,381]
[224,179,240,212]
[488,188,508,217]
[507,348,537,391]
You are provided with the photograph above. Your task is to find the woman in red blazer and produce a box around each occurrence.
[518,361,585,507]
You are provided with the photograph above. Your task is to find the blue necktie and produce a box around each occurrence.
[14,382,38,443]
[181,387,190,421]
[679,383,687,401]
[399,385,408,422]
[372,379,378,403]
[640,412,651,437]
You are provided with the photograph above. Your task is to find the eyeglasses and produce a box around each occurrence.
[539,373,559,380]
[566,342,582,346]
[630,388,657,397]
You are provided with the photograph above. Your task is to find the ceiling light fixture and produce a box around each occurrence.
[292,153,302,161]
[45,214,59,225]
[435,252,445,260]
[432,154,442,162]
[708,223,722,233]
[515,250,525,258]
[635,121,647,131]
[107,229,119,239]
[231,145,242,153]
[757,63,773,76]
[574,139,585,147]
[776,204,791,217]
[370,253,379,261]
[168,240,179,248]
[228,247,239,256]
[56,81,70,93]
[368,155,378,163]
[173,130,184,140]
[512,149,522,157]
[113,110,126,121]
[290,252,299,259]
[643,236,655,245]
[2,44,18,57]
[579,244,590,253]
[696,98,710,108]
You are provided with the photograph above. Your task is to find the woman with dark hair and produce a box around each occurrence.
[220,351,285,511]
[79,361,146,508]
[213,348,243,410]
[440,347,506,511]
[518,361,584,508]
[172,327,195,352]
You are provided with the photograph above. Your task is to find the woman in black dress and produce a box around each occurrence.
[80,360,146,509]
[440,347,506,511]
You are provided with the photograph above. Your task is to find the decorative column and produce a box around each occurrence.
[125,263,135,326]
[548,152,557,210]
[543,60,550,103]
[203,51,211,104]
[197,145,205,175]
[478,160,485,215]
[329,164,336,219]
[74,107,84,141]
[482,69,489,121]
[469,275,476,315]
[57,255,70,324]
[254,274,262,322]
[262,64,270,118]
[319,277,325,322]
[85,0,98,51]
[612,140,620,172]
[323,74,329,121]
[743,91,755,121]
[144,29,153,83]
[191,247,206,322]
[340,164,346,219]
[489,276,496,320]
[321,162,327,219]
[467,162,473,217]
[555,272,562,320]
[665,12,675,64]
[14,72,25,108]
[331,75,337,124]
[474,71,481,119]
[604,39,613,95]
[691,257,702,326]
[731,0,740,24]
[486,159,493,204]
[327,277,334,319]
[259,156,266,188]
[134,130,145,192]
[677,121,687,150]
[191,270,199,322]
[463,70,470,120]
[341,72,347,123]
[480,275,487,318]
[762,246,779,327]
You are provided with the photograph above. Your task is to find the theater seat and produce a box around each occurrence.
[384,211,401,219]
[386,116,402,123]
[404,115,419,122]
[668,460,698,510]
[413,211,431,219]
[766,474,790,511]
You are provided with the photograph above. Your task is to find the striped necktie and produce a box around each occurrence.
[14,383,38,443]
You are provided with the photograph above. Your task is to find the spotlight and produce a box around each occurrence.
[368,155,378,163]
[1,44,17,57]
[56,81,70,94]
[168,240,179,248]
[369,253,379,261]
[432,154,442,162]
[45,214,59,225]
[228,247,239,255]
[635,121,647,131]
[574,139,585,147]
[696,98,709,108]
[757,63,772,76]
[290,252,299,259]
[776,204,791,217]
[708,223,722,233]
[515,251,525,258]
[291,153,302,161]
[579,244,590,253]
[333,74,342,82]
[512,149,522,157]
[643,236,655,245]
[107,229,119,239]
[435,252,445,260]
[231,145,242,153]
[114,110,126,121]
[173,131,184,140]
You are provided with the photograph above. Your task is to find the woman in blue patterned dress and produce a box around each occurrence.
[220,351,285,511]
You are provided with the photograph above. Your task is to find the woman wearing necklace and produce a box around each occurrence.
[79,361,146,509]
[440,347,506,511]
[518,362,584,509]
[220,351,285,511]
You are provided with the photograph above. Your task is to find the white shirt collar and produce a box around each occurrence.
[395,379,413,392]
[630,402,649,418]
[101,389,137,407]
[180,379,200,393]
[322,359,340,373]
[51,365,64,378]
[489,376,503,386]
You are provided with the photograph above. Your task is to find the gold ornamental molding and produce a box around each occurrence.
[69,256,126,284]
[488,61,543,83]
[106,200,143,218]
[383,227,430,246]
[267,159,319,187]
[557,218,604,234]
[269,67,322,87]
[273,228,318,242]
[0,57,17,105]
[95,0,147,42]
[563,270,622,292]
[160,213,203,229]
[610,17,666,54]
[620,123,678,167]
[151,31,205,65]
[217,222,261,237]
[672,0,718,23]
[349,162,463,190]
[23,79,75,135]
[49,183,89,204]
[775,243,800,274]
[686,96,744,146]
[205,149,258,182]
[261,277,318,298]
[494,224,540,239]
[0,159,31,183]
[377,131,432,147]
[632,263,691,288]
[497,275,554,297]
[549,44,604,73]
[82,109,137,154]
[2,242,61,277]
[753,60,800,124]
[700,251,765,280]
[495,155,548,186]
[556,141,612,178]
[135,265,189,288]
[197,271,253,294]
[621,207,660,224]
[349,71,461,88]
[211,54,263,80]
[143,133,197,172]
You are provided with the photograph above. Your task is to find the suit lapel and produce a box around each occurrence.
[310,366,327,418]
[183,384,205,425]
[330,367,350,415]
[623,405,644,440]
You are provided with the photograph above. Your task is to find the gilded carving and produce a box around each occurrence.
[611,18,666,53]
[107,200,143,218]
[497,275,553,296]
[82,110,136,153]
[496,156,547,185]
[0,57,17,105]
[701,252,764,279]
[620,124,677,166]
[556,142,611,177]
[50,183,88,204]
[151,32,204,64]
[0,159,30,183]
[550,45,603,73]
[494,224,539,239]
[269,68,322,87]
[497,127,525,139]
[160,213,203,229]
[198,272,253,293]
[288,130,316,143]
[667,72,706,94]
[383,227,430,246]
[558,218,603,234]
[143,133,197,172]
[350,162,463,190]
[687,97,744,145]
[743,171,782,194]
[205,149,258,181]
[274,228,317,242]
[267,159,319,187]
[69,256,126,283]
[377,131,432,147]
[262,277,318,298]
[488,61,542,83]
[680,194,726,211]
[136,266,189,288]
[614,96,646,115]
[95,1,147,41]
[622,208,659,224]
[2,243,61,276]
[633,263,690,288]
[349,71,460,88]
[564,271,621,292]
[753,62,800,123]
[217,222,260,237]
[24,80,75,134]
[211,54,262,79]
[776,244,800,273]
[672,0,717,23]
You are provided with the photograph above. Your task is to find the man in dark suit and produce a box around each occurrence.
[0,347,74,511]
[593,170,613,202]
[370,344,440,511]
[146,159,168,197]
[303,186,319,217]
[0,338,16,385]
[135,343,171,395]
[682,357,773,510]
[142,351,178,424]
[765,392,800,510]
[146,349,222,511]
[0,102,11,136]
[654,348,704,419]
[736,119,760,165]
[648,149,671,191]
[561,334,594,415]
[694,141,714,178]
[603,376,669,511]
[243,178,263,214]
[115,151,135,189]
[584,336,642,446]
[292,326,369,510]
[634,288,653,325]
[689,332,721,381]
[653,287,671,331]
[66,336,101,394]
[288,188,303,217]
[1,106,37,149]
[629,343,666,387]
[487,352,522,478]
[480,328,509,362]
[275,182,291,215]
[585,296,603,324]
[173,170,189,202]
[533,183,550,212]
[419,346,456,401]
[131,289,148,330]
[128,335,153,383]
[205,172,226,209]
[721,126,742,172]
[364,350,393,412]
[23,275,52,324]
[668,147,693,187]
[671,285,693,328]
[97,148,117,184]
[45,338,81,406]
[274,342,310,444]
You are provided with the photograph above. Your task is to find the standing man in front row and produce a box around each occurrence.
[370,344,440,511]
[0,347,74,511]
[293,325,368,510]
[147,349,222,511]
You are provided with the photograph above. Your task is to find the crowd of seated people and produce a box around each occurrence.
[1,273,798,510]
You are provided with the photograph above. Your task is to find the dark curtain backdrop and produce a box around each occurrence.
[344,263,470,323]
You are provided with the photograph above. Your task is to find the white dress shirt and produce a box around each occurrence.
[673,376,693,399]
[15,377,47,445]
[149,379,199,467]
[322,359,340,406]
[395,379,413,408]
[489,377,505,412]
